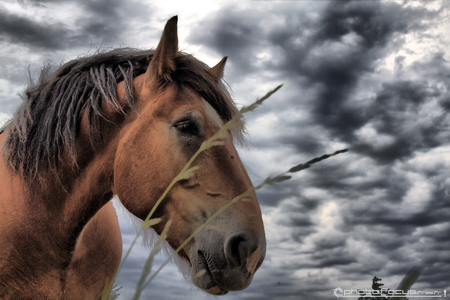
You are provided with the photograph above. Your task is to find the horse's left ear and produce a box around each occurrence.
[146,15,178,82]
[210,56,227,81]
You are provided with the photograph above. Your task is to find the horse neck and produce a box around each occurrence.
[0,125,117,255]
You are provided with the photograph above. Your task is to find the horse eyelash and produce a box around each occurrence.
[175,120,199,135]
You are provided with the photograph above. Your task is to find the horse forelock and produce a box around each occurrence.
[3,49,245,180]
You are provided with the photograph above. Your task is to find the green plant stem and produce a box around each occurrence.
[103,85,285,299]
[131,220,172,300]
[142,187,255,290]
[140,148,348,291]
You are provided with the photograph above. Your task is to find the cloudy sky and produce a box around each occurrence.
[1,0,450,299]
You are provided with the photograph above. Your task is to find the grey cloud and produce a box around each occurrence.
[298,3,441,145]
[313,1,410,48]
[255,188,285,207]
[354,59,450,164]
[0,8,75,49]
[283,213,314,228]
[188,1,447,159]
[165,1,450,295]
[2,0,450,298]
[291,226,317,244]
[75,0,145,46]
[1,0,153,51]
[17,0,71,5]
[250,127,325,155]
[313,234,347,250]
[188,11,263,78]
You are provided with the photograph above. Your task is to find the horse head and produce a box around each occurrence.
[113,16,266,295]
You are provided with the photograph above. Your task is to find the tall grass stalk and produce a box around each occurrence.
[141,148,347,291]
[131,220,172,300]
[390,267,422,300]
[103,84,347,299]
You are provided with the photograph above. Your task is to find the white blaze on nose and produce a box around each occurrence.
[246,246,261,274]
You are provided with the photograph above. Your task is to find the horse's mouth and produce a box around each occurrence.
[204,286,228,295]
[194,250,229,295]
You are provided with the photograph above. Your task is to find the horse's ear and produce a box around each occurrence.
[146,15,178,82]
[210,56,227,81]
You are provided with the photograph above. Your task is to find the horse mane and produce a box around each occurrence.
[3,48,243,179]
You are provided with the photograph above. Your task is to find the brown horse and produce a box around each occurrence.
[0,16,266,299]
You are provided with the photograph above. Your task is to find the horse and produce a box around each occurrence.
[0,16,266,299]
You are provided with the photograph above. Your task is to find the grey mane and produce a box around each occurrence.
[2,48,241,179]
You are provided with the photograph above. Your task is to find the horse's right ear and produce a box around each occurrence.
[146,16,178,83]
[210,56,227,82]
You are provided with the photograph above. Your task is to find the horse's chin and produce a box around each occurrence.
[192,271,230,295]
[190,253,254,296]
[203,286,229,295]
[193,272,253,295]
[171,253,229,295]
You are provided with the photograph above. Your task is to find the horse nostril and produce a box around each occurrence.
[224,233,249,268]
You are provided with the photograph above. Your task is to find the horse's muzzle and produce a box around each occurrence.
[189,230,266,295]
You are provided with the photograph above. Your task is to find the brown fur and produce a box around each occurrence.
[0,16,265,299]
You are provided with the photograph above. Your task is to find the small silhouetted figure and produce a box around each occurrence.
[372,276,384,291]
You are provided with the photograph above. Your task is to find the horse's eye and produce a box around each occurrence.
[175,120,199,135]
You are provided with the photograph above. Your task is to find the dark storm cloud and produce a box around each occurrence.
[188,10,264,77]
[1,0,449,298]
[189,0,447,160]
[189,2,449,293]
[249,122,324,155]
[0,8,74,49]
[311,0,417,48]
[238,260,337,300]
[18,0,69,4]
[307,161,411,203]
[256,188,284,207]
[353,54,450,164]
[75,0,152,46]
[327,158,450,287]
[293,2,440,143]
[342,184,450,234]
[0,0,153,51]
[306,150,448,242]
[314,234,347,250]
[267,1,436,84]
